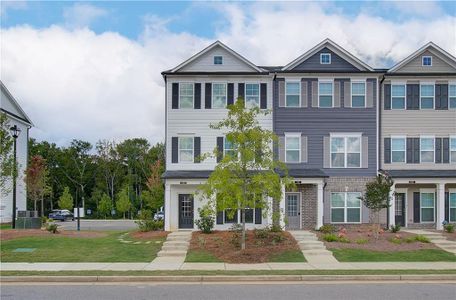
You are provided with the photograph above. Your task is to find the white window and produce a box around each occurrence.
[320,53,331,64]
[331,135,361,168]
[214,56,223,65]
[422,56,432,66]
[420,137,434,163]
[450,191,456,222]
[331,192,361,223]
[179,83,194,109]
[245,83,260,108]
[451,137,456,163]
[420,192,435,223]
[285,135,300,163]
[449,85,456,109]
[319,81,333,107]
[351,81,366,107]
[212,83,227,108]
[178,137,194,163]
[391,137,406,163]
[285,82,300,107]
[391,84,406,109]
[224,137,235,158]
[420,84,434,109]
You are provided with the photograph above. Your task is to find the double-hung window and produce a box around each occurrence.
[450,191,456,222]
[420,137,434,163]
[330,135,361,168]
[451,137,456,163]
[449,85,456,109]
[178,137,194,163]
[391,84,406,109]
[319,81,333,107]
[420,84,434,109]
[285,82,300,107]
[212,83,227,108]
[285,135,300,163]
[224,138,236,158]
[391,137,406,163]
[331,192,361,223]
[420,192,435,222]
[245,83,260,108]
[179,83,194,109]
[351,81,366,107]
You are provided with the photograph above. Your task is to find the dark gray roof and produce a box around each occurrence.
[162,168,327,179]
[384,170,456,178]
[284,168,328,178]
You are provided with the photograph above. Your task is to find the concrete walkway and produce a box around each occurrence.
[149,231,192,269]
[402,229,456,254]
[289,230,338,264]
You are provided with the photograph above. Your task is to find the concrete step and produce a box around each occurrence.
[301,250,334,256]
[298,240,323,245]
[157,250,187,257]
[166,236,191,242]
[163,241,189,247]
[168,233,192,238]
[299,244,326,250]
[161,245,188,251]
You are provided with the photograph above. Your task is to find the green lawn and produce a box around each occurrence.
[0,232,165,262]
[185,250,222,262]
[269,250,306,262]
[0,223,12,230]
[331,249,456,262]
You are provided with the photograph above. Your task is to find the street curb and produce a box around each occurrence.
[1,274,455,283]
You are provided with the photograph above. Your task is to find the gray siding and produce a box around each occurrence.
[394,50,456,73]
[292,47,360,72]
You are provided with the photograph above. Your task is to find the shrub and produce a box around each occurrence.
[404,237,415,243]
[355,238,368,244]
[41,216,49,226]
[322,233,338,242]
[390,224,401,233]
[319,224,335,234]
[254,228,269,239]
[135,210,164,232]
[269,224,283,233]
[444,223,455,233]
[271,232,285,245]
[46,223,59,234]
[195,205,215,234]
[414,235,430,243]
[390,237,402,244]
[338,236,351,243]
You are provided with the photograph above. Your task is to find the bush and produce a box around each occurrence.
[271,232,285,245]
[390,224,401,233]
[195,205,215,234]
[41,216,49,226]
[319,224,335,234]
[355,238,368,244]
[254,228,269,239]
[404,237,415,243]
[135,210,164,232]
[415,235,430,243]
[269,224,283,233]
[322,233,338,242]
[390,237,402,244]
[338,236,351,243]
[46,223,59,234]
[444,223,455,233]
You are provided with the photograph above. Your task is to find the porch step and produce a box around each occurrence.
[161,245,189,251]
[166,235,191,242]
[163,241,189,247]
[301,249,334,256]
[299,243,327,250]
[157,250,187,257]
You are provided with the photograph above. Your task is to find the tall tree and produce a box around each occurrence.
[58,187,74,210]
[24,155,50,216]
[96,140,122,203]
[116,186,131,219]
[0,112,16,196]
[199,99,292,250]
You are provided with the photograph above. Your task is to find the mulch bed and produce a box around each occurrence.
[315,227,438,251]
[189,230,300,264]
[0,229,107,241]
[129,231,169,240]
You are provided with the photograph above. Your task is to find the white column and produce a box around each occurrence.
[164,182,171,231]
[388,184,396,227]
[316,182,324,230]
[279,183,286,229]
[437,182,445,230]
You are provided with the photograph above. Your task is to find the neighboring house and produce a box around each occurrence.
[381,43,456,230]
[0,81,33,223]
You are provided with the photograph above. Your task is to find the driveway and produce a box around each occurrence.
[57,220,137,231]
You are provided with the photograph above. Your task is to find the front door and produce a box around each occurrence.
[395,193,406,227]
[178,194,194,229]
[286,193,300,229]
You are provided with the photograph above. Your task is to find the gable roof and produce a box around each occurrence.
[282,38,374,72]
[0,81,33,126]
[168,40,264,73]
[388,42,456,73]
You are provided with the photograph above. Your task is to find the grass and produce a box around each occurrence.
[0,223,12,230]
[269,250,306,262]
[331,249,456,262]
[185,250,222,263]
[0,232,166,262]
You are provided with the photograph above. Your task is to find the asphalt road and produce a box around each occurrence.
[57,219,137,231]
[2,283,455,300]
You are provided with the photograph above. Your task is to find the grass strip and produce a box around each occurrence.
[331,249,456,262]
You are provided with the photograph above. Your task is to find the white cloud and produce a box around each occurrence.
[0,1,27,17]
[63,3,107,29]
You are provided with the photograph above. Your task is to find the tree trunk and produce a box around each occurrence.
[241,209,246,250]
[34,199,37,212]
[41,195,44,217]
[123,212,125,219]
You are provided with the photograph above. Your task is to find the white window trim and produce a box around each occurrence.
[285,80,301,107]
[318,79,334,108]
[178,136,194,164]
[285,133,301,163]
[419,136,435,163]
[390,84,406,110]
[420,188,435,223]
[320,53,331,64]
[419,83,435,110]
[449,83,456,110]
[450,136,456,164]
[330,192,362,224]
[223,136,235,158]
[391,136,407,163]
[178,82,194,109]
[214,55,223,65]
[330,133,362,168]
[422,55,432,66]
[449,188,456,222]
[244,82,260,108]
[211,82,228,109]
[351,80,367,108]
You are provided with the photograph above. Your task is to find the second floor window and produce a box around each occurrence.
[286,82,300,107]
[285,135,300,163]
[319,82,333,107]
[391,84,405,109]
[420,137,434,163]
[179,137,194,163]
[245,83,260,108]
[420,84,434,109]
[451,138,456,163]
[212,83,227,108]
[331,136,361,168]
[450,85,456,109]
[391,137,406,163]
[179,83,194,109]
[351,82,366,107]
[224,138,236,158]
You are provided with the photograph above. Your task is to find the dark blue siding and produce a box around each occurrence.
[292,47,359,72]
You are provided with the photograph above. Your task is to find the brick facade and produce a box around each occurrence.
[298,184,317,229]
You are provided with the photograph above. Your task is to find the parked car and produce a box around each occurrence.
[49,209,74,222]
[154,211,164,221]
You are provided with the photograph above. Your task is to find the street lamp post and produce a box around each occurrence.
[9,125,21,229]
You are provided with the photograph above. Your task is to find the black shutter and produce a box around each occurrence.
[406,138,413,164]
[384,84,391,110]
[384,138,391,163]
[255,208,262,224]
[436,84,448,110]
[435,84,442,109]
[445,192,450,222]
[194,83,201,109]
[216,211,224,225]
[205,83,212,109]
[194,137,201,163]
[413,138,420,163]
[443,138,450,163]
[413,192,420,223]
[172,83,179,109]
[227,83,234,106]
[260,83,267,109]
[406,84,413,110]
[435,138,442,163]
[171,137,178,163]
[216,137,224,163]
[238,83,245,100]
[413,85,420,109]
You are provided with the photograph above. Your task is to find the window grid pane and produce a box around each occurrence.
[319,82,333,107]
[179,137,194,162]
[286,136,300,162]
[391,138,406,163]
[420,85,434,109]
[352,82,366,107]
[245,84,260,108]
[179,83,194,108]
[286,82,300,107]
[212,83,227,108]
[391,84,405,110]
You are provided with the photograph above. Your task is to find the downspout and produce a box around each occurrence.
[379,74,388,229]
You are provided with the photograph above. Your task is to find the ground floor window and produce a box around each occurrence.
[330,192,361,223]
[450,192,456,222]
[420,192,435,222]
[223,208,254,224]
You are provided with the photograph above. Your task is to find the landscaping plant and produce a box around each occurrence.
[444,223,455,233]
[319,224,335,234]
[195,204,215,234]
[390,224,401,233]
[322,233,338,242]
[46,223,59,234]
[135,210,163,232]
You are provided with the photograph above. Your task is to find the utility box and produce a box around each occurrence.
[16,210,41,229]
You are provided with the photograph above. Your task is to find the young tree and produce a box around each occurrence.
[25,155,50,216]
[199,99,292,250]
[97,193,112,219]
[58,187,74,211]
[143,159,164,212]
[96,140,122,203]
[0,112,16,196]
[359,173,394,239]
[116,186,131,219]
